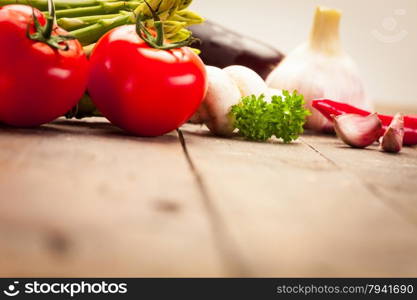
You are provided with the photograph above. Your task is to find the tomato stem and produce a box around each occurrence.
[135,0,197,50]
[43,0,56,38]
[27,0,76,51]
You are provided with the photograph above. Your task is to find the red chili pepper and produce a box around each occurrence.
[312,99,417,146]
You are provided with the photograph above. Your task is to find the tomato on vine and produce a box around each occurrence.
[88,2,207,137]
[0,0,89,127]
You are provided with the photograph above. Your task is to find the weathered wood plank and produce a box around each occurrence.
[301,133,417,226]
[0,119,225,277]
[1,116,416,277]
[181,124,417,277]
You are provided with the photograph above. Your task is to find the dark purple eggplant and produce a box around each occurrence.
[189,21,284,80]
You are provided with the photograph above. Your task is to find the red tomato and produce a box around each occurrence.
[88,25,207,137]
[0,5,89,127]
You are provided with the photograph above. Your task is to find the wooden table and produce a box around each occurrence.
[0,117,416,277]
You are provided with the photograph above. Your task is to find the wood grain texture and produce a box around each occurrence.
[181,124,417,277]
[0,119,225,277]
[0,119,416,277]
[302,133,417,226]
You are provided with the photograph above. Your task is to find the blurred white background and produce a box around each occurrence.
[190,0,417,109]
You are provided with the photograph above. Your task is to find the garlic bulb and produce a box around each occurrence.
[266,6,373,131]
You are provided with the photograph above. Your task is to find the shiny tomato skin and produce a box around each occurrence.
[0,5,89,127]
[88,25,207,137]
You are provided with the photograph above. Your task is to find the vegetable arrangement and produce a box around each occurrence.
[0,0,306,142]
[191,65,310,143]
[88,5,207,136]
[189,21,285,80]
[0,0,414,154]
[0,0,205,123]
[312,99,417,147]
[312,99,416,153]
[0,0,203,48]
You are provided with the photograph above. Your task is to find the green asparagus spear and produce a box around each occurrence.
[57,13,120,31]
[0,0,99,10]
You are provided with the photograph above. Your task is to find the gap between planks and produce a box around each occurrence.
[176,129,252,277]
[180,124,417,276]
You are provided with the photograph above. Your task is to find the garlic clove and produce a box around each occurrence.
[380,113,404,153]
[333,113,382,148]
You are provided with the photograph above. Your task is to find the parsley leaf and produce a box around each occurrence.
[230,90,310,143]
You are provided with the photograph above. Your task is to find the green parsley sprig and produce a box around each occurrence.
[230,90,310,143]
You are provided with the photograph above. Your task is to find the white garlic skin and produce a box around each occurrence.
[267,6,373,132]
[266,44,372,131]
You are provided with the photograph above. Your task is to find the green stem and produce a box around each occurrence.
[27,0,75,50]
[135,3,196,50]
[70,13,133,45]
[0,0,107,10]
[58,13,120,31]
[155,22,164,46]
[55,5,109,18]
[43,0,55,38]
[65,2,202,46]
[53,2,139,18]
